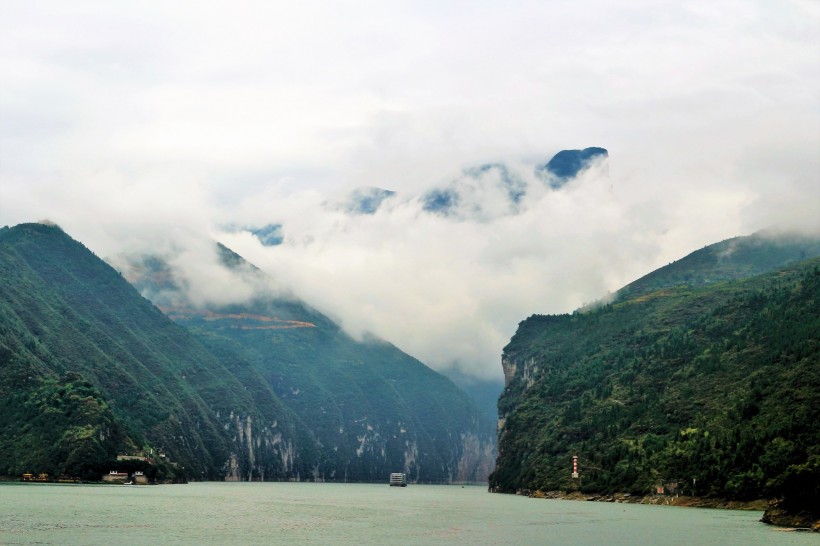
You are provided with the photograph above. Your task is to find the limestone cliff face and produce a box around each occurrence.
[216,410,494,484]
[494,320,560,489]
[454,431,496,483]
[229,397,497,486]
[403,439,419,476]
[499,349,543,432]
[221,412,300,481]
[502,353,540,390]
[501,353,520,387]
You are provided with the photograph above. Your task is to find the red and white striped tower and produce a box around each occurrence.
[572,455,579,479]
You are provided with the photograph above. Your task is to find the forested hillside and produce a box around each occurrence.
[122,243,496,483]
[0,223,493,483]
[491,233,819,517]
[0,223,309,481]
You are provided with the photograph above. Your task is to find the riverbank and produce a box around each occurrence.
[520,490,818,532]
[760,500,820,532]
[522,489,766,510]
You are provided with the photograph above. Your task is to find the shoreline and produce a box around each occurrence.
[521,489,768,510]
[519,490,819,532]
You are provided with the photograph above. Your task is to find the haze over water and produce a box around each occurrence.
[0,483,815,545]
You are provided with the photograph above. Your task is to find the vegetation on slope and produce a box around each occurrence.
[0,372,127,480]
[0,223,307,480]
[491,234,819,518]
[132,243,496,483]
[0,222,493,483]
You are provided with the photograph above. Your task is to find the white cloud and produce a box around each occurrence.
[1,0,818,380]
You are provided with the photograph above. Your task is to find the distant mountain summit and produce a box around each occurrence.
[421,148,608,219]
[250,224,284,246]
[421,162,528,219]
[342,186,396,215]
[241,148,607,237]
[536,147,608,188]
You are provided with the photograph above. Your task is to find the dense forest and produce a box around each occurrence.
[0,223,307,481]
[491,233,819,518]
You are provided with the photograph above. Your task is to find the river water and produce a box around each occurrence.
[0,482,814,545]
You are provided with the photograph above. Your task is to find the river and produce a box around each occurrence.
[0,482,814,545]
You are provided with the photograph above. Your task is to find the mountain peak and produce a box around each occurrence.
[342,186,396,215]
[536,147,608,189]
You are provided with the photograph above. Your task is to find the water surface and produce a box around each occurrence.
[0,482,813,545]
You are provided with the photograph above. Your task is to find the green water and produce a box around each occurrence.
[0,482,814,545]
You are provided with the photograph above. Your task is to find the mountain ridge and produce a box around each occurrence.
[0,222,494,483]
[490,230,820,525]
[119,239,496,483]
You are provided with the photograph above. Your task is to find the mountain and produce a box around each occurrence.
[238,148,604,241]
[535,147,608,189]
[0,223,306,482]
[250,224,284,246]
[0,223,495,483]
[119,240,497,483]
[421,163,527,219]
[421,149,606,219]
[422,187,460,215]
[341,187,397,215]
[615,231,820,300]
[490,231,820,521]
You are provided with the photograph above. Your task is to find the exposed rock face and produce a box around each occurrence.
[501,353,539,390]
[222,412,300,481]
[761,500,820,531]
[455,432,495,483]
[501,355,519,387]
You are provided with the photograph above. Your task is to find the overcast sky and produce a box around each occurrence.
[1,1,818,381]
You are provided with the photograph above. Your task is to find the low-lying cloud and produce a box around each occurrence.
[213,152,815,380]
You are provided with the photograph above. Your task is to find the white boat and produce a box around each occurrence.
[389,473,407,487]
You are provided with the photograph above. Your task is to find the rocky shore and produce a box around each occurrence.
[517,490,818,532]
[760,500,820,532]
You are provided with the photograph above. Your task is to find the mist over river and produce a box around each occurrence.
[0,482,814,545]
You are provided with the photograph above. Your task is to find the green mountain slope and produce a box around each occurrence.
[0,222,493,483]
[615,230,820,300]
[122,243,496,483]
[0,223,312,481]
[490,232,820,515]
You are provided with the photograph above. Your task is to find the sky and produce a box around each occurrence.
[1,0,818,381]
